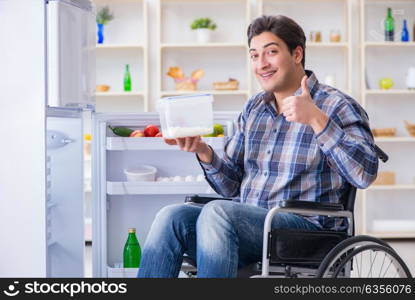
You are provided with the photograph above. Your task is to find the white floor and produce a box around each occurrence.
[84,240,415,278]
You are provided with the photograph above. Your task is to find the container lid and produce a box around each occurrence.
[128,228,136,233]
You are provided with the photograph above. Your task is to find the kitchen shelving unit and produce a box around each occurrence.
[157,0,252,111]
[360,0,415,239]
[93,0,148,112]
[257,0,353,96]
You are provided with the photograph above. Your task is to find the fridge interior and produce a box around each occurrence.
[92,111,238,277]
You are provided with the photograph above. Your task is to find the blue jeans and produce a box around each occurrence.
[137,200,321,278]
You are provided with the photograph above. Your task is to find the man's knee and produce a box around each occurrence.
[197,200,235,228]
[154,204,195,227]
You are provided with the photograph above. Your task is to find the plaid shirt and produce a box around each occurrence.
[199,70,378,231]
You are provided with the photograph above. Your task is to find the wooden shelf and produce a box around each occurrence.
[161,43,247,49]
[367,184,415,190]
[374,137,415,142]
[96,44,144,49]
[365,89,415,95]
[160,90,250,97]
[365,42,415,47]
[95,92,145,97]
[364,232,415,239]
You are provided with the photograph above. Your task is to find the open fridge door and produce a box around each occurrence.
[47,0,95,109]
[46,107,86,277]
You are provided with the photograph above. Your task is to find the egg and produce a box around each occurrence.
[184,175,195,182]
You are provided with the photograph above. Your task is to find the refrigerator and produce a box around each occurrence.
[0,0,237,277]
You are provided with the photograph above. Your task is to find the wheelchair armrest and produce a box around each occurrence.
[279,200,344,211]
[184,194,233,205]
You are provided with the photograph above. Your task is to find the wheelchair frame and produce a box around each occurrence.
[183,145,412,278]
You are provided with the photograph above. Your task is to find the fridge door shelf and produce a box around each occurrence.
[107,181,216,195]
[107,266,138,278]
[106,136,226,151]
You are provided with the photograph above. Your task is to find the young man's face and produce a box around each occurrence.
[249,31,302,93]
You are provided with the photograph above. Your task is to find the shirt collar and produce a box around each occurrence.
[294,70,319,97]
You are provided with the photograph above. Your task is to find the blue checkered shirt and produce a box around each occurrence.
[199,70,378,231]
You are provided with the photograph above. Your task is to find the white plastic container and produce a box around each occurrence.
[124,165,157,181]
[157,94,214,139]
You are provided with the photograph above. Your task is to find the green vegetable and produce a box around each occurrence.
[190,18,217,31]
[213,124,224,136]
[109,125,134,137]
[96,6,114,25]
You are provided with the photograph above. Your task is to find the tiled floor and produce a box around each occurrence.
[84,240,415,278]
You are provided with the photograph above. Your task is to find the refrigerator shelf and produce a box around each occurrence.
[107,181,215,195]
[107,266,138,278]
[106,137,226,151]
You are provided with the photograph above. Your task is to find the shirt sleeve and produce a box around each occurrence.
[315,99,378,189]
[197,111,246,197]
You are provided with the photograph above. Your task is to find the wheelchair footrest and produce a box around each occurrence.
[269,229,349,266]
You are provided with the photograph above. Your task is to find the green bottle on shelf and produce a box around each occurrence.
[384,7,394,42]
[123,228,141,268]
[124,64,132,91]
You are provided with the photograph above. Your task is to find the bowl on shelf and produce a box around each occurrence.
[96,84,110,92]
[213,78,239,90]
[404,121,415,137]
[124,165,157,182]
[371,128,396,137]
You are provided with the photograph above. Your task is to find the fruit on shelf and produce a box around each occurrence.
[379,77,394,90]
[108,125,134,137]
[202,123,224,137]
[144,125,160,137]
[130,130,145,138]
[155,132,163,137]
[213,124,224,136]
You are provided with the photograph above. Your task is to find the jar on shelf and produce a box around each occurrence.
[310,31,322,42]
[329,30,341,42]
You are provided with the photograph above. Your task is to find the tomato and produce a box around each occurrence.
[144,125,160,137]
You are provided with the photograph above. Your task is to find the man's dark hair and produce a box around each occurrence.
[247,15,306,68]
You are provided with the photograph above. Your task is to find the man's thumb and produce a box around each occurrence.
[301,75,309,95]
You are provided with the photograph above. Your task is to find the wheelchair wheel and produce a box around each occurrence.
[317,236,412,278]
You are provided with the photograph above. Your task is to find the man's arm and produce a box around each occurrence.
[281,76,378,189]
[196,112,246,197]
[314,100,378,189]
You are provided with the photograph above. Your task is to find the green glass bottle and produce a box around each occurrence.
[123,228,141,268]
[123,64,132,91]
[384,7,394,42]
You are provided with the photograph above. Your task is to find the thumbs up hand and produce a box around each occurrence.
[281,75,329,134]
[281,75,317,125]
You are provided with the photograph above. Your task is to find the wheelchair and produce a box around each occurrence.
[181,145,413,278]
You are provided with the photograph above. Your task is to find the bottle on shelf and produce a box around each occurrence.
[123,228,141,268]
[384,7,394,42]
[123,64,132,92]
[401,19,409,42]
[413,21,415,42]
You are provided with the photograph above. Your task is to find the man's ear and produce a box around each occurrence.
[292,46,304,65]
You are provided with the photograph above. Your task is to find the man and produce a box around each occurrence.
[137,15,378,278]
